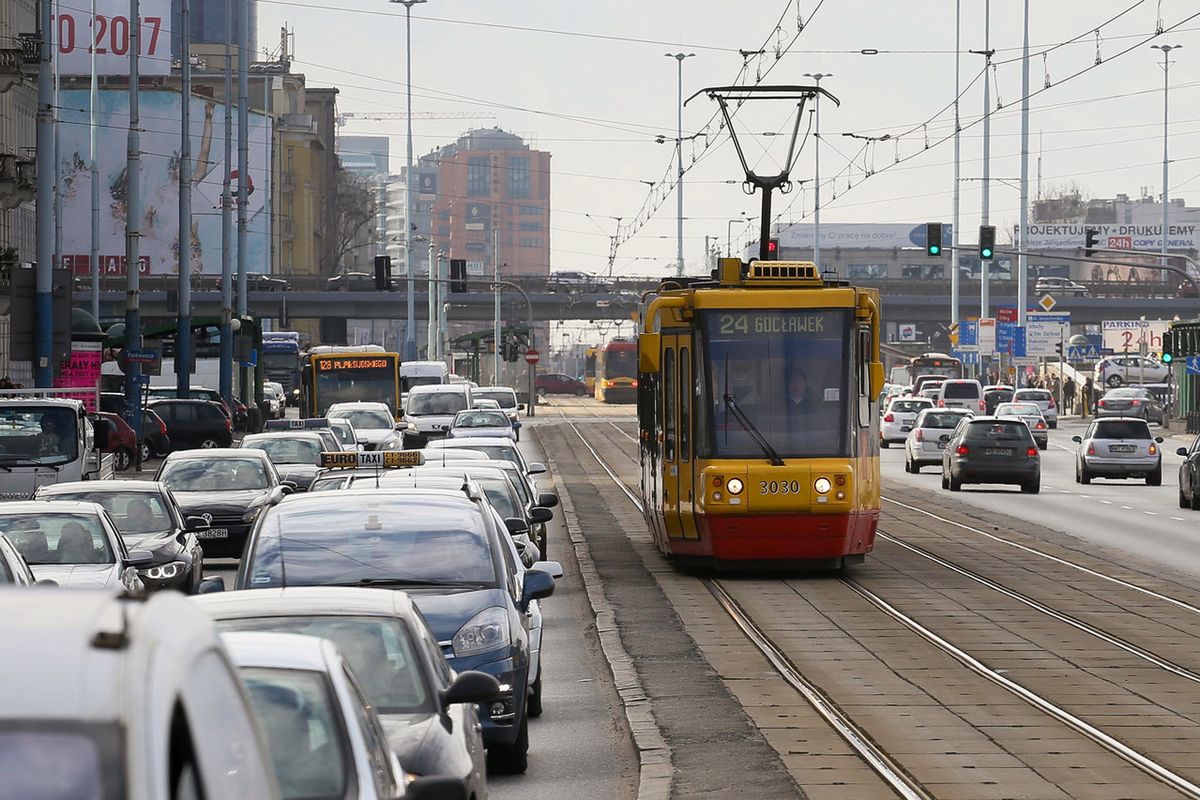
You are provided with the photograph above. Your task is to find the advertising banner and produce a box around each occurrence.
[58,89,271,276]
[1102,320,1169,355]
[773,223,954,250]
[55,0,172,77]
[1020,224,1200,252]
[54,342,103,411]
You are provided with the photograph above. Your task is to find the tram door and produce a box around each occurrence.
[661,332,699,540]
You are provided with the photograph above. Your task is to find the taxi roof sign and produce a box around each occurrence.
[319,450,425,469]
[266,418,331,431]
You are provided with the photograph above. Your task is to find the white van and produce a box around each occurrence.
[0,589,280,799]
[402,384,473,448]
[400,361,449,396]
[936,379,985,412]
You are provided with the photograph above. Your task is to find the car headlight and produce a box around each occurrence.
[452,606,511,657]
[243,505,264,523]
[406,421,418,432]
[143,561,185,581]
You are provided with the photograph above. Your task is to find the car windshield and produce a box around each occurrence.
[1093,421,1152,440]
[473,390,518,409]
[965,421,1033,442]
[44,492,173,537]
[245,438,323,465]
[996,403,1040,417]
[159,458,271,491]
[402,375,443,393]
[889,400,931,414]
[1014,390,1051,402]
[329,409,393,431]
[407,392,468,416]
[921,412,970,428]
[1106,388,1148,399]
[247,499,497,587]
[240,667,349,800]
[0,406,79,467]
[704,309,850,458]
[453,410,510,429]
[0,723,124,800]
[942,382,980,399]
[2,513,115,566]
[228,617,432,715]
[431,443,520,467]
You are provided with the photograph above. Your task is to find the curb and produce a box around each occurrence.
[541,444,673,800]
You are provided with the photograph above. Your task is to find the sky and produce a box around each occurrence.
[258,0,1200,284]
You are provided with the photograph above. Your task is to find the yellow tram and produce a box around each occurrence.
[637,259,884,567]
[594,340,638,404]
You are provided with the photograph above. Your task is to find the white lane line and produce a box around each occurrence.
[1172,517,1187,522]
[1121,505,1133,510]
[1146,511,1160,516]
[1079,494,1091,498]
[1100,500,1113,504]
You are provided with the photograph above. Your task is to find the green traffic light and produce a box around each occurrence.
[981,248,993,258]
[1163,352,1174,364]
[929,246,940,255]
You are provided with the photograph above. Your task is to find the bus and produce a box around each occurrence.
[583,346,598,394]
[905,352,964,385]
[637,259,883,567]
[300,346,401,418]
[262,332,302,400]
[595,339,638,404]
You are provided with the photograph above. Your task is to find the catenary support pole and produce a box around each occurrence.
[34,0,54,387]
[177,0,192,395]
[89,0,100,319]
[219,0,234,406]
[124,0,144,446]
[951,0,961,330]
[1018,0,1030,328]
[237,0,250,409]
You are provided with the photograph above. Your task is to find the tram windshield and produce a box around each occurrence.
[702,309,850,459]
[602,347,638,380]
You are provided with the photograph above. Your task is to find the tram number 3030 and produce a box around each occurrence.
[759,480,803,495]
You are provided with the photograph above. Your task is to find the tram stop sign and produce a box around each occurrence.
[524,348,540,365]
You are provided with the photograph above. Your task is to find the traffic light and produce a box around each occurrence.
[766,238,780,260]
[1084,228,1100,258]
[978,225,996,261]
[1055,340,1064,358]
[449,259,468,293]
[925,223,943,257]
[373,255,392,291]
[1162,330,1174,364]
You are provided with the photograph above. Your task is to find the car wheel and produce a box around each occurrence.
[536,387,547,398]
[1039,441,1047,451]
[574,387,587,396]
[941,471,949,490]
[515,429,521,442]
[1147,466,1163,487]
[1191,488,1200,511]
[113,447,133,472]
[1049,420,1057,429]
[200,438,221,449]
[880,439,889,449]
[527,664,544,718]
[140,441,153,463]
[1022,479,1040,494]
[1107,374,1123,388]
[949,474,962,492]
[486,714,529,775]
[539,530,548,560]
[1078,462,1092,485]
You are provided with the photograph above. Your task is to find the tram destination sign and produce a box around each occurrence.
[712,310,836,335]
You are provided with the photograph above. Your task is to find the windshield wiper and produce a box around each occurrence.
[722,394,785,466]
[329,577,482,589]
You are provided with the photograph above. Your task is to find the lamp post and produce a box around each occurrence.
[390,0,427,362]
[665,52,694,277]
[1152,44,1182,273]
[803,73,831,270]
[726,214,756,258]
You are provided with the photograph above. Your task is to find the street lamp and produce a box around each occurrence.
[803,73,831,269]
[1152,43,1182,273]
[727,214,757,258]
[390,0,427,361]
[665,52,695,278]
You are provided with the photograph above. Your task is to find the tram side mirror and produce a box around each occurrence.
[869,362,885,398]
[638,333,660,373]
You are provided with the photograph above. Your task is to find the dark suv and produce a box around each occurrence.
[941,416,1041,494]
[146,400,232,450]
[535,373,588,396]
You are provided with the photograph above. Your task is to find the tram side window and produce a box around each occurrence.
[663,349,676,461]
[679,347,690,462]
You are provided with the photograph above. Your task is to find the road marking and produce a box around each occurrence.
[1145,511,1159,516]
[1172,517,1186,522]
[1079,494,1090,498]
[1100,500,1113,504]
[1121,505,1133,510]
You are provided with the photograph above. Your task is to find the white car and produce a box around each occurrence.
[0,501,149,590]
[1073,417,1163,486]
[426,436,547,483]
[904,408,975,473]
[448,409,518,441]
[473,386,524,440]
[327,417,363,451]
[1011,387,1058,428]
[994,402,1049,450]
[936,379,985,413]
[328,401,403,451]
[1095,355,1170,389]
[0,532,36,586]
[880,397,934,448]
[402,384,474,448]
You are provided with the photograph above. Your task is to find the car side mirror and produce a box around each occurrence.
[519,569,555,610]
[93,421,110,450]
[1071,436,1082,443]
[126,549,155,568]
[537,492,558,509]
[185,515,209,531]
[504,517,529,536]
[405,776,468,800]
[1155,437,1164,443]
[35,578,59,588]
[527,462,547,476]
[197,577,226,594]
[531,560,563,579]
[439,670,500,707]
[530,507,553,524]
[518,403,526,411]
[279,481,297,495]
[1178,447,1189,457]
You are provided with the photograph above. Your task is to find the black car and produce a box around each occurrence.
[155,449,293,559]
[326,271,378,291]
[941,416,1040,493]
[982,385,1015,415]
[33,480,207,593]
[146,399,232,450]
[240,431,331,491]
[1177,435,1200,510]
[145,386,245,429]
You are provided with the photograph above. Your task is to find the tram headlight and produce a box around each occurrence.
[726,478,744,495]
[814,477,832,495]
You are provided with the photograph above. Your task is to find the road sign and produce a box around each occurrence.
[524,348,540,365]
[1067,344,1101,362]
[1038,294,1057,312]
[997,307,1018,323]
[997,323,1025,357]
[959,320,978,348]
[951,349,980,365]
[1187,356,1200,376]
[978,318,996,352]
[1026,311,1070,358]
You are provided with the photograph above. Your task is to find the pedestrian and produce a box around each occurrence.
[1082,376,1094,418]
[1063,376,1076,414]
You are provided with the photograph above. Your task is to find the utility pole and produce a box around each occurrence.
[426,240,435,356]
[89,0,100,319]
[1018,0,1030,328]
[219,0,234,406]
[34,0,54,387]
[951,0,961,330]
[1152,44,1182,274]
[493,228,501,383]
[236,0,250,410]
[52,4,61,282]
[665,52,694,277]
[803,73,831,270]
[124,0,144,443]
[177,0,192,395]
[971,0,993,321]
[392,0,426,362]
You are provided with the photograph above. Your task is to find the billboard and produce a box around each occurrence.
[1102,320,1169,356]
[55,0,172,77]
[58,89,271,277]
[772,223,955,250]
[1020,224,1200,252]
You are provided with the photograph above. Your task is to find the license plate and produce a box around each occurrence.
[198,528,229,539]
[1109,445,1136,453]
[985,448,1012,456]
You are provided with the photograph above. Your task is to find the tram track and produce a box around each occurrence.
[552,400,1200,800]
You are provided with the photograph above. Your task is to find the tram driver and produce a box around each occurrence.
[784,368,813,414]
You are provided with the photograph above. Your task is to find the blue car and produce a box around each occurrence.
[231,486,557,774]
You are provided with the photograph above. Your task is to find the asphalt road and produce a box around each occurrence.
[881,415,1200,578]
